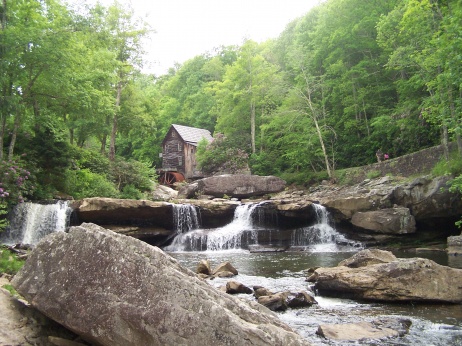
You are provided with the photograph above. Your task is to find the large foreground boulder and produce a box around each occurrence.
[312,250,462,303]
[12,223,310,346]
[179,174,286,199]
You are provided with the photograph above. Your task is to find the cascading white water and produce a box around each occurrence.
[290,203,361,252]
[172,204,200,233]
[164,204,201,251]
[0,201,72,246]
[165,203,265,252]
[164,202,360,252]
[206,203,261,251]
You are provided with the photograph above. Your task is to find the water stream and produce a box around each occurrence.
[165,202,462,345]
[0,201,72,246]
[170,251,462,346]
[165,202,359,252]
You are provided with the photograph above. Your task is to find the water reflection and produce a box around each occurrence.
[169,250,462,346]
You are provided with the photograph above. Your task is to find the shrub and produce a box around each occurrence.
[120,184,144,200]
[72,147,110,176]
[109,158,155,193]
[63,169,120,199]
[197,134,249,175]
[0,157,36,207]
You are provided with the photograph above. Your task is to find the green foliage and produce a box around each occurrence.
[109,158,155,193]
[26,124,74,197]
[0,247,25,275]
[366,170,381,179]
[73,147,110,176]
[63,169,119,199]
[432,153,462,177]
[1,0,459,192]
[280,170,330,187]
[197,134,249,175]
[120,184,143,200]
[0,201,8,233]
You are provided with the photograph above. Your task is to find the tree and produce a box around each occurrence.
[214,40,284,155]
[87,2,149,161]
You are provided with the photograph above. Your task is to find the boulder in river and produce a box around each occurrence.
[11,223,310,346]
[337,248,397,268]
[316,318,412,342]
[313,249,462,303]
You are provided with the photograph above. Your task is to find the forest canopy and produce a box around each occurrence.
[0,0,461,208]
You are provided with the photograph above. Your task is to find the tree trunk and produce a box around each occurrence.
[109,81,122,161]
[313,114,332,178]
[0,113,6,161]
[442,125,449,161]
[69,128,74,146]
[250,100,256,154]
[447,86,462,154]
[100,134,107,155]
[8,107,20,160]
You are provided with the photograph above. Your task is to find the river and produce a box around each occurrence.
[169,250,462,346]
[3,200,462,345]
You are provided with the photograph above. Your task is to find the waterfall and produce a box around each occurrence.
[164,202,360,252]
[172,204,200,233]
[290,203,361,252]
[165,202,267,252]
[205,203,261,251]
[0,201,72,246]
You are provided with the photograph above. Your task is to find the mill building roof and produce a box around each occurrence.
[170,124,213,145]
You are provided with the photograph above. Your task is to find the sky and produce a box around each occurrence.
[74,1,323,75]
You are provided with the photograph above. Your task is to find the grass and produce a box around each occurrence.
[1,283,20,297]
[432,151,462,177]
[366,170,381,179]
[0,247,26,275]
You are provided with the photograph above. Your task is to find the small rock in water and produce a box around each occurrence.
[196,259,211,275]
[253,286,274,298]
[212,261,238,276]
[257,292,289,311]
[226,280,252,294]
[287,291,317,308]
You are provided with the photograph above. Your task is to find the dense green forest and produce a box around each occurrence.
[0,0,461,213]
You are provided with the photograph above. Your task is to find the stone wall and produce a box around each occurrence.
[342,143,456,184]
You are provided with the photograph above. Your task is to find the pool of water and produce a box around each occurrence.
[168,250,462,346]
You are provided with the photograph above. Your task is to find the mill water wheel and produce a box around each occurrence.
[159,171,185,186]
